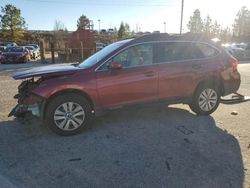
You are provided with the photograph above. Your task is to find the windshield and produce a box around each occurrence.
[26,47,34,50]
[78,39,132,68]
[27,44,38,49]
[6,47,24,52]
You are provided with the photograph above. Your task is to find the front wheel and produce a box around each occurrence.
[45,93,92,136]
[189,84,221,115]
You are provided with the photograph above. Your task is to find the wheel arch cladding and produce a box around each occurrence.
[195,76,224,96]
[42,89,95,120]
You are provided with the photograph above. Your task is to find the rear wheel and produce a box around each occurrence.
[45,93,92,136]
[189,83,221,115]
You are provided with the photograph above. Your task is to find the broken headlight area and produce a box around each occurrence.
[8,78,45,118]
[15,78,43,103]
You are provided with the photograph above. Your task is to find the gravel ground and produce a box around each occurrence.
[0,63,249,188]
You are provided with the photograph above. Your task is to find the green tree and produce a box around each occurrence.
[211,20,221,37]
[187,9,203,33]
[233,6,250,41]
[77,14,90,29]
[220,27,232,42]
[203,15,212,36]
[124,23,130,33]
[118,22,130,39]
[118,22,126,38]
[0,4,26,42]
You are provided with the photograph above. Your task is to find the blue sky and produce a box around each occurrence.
[1,0,250,33]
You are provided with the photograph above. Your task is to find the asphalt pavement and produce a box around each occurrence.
[0,62,249,188]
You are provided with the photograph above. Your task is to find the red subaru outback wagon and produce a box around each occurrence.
[9,33,241,135]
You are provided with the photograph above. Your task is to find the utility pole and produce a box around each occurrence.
[164,22,166,33]
[180,0,184,35]
[98,19,101,33]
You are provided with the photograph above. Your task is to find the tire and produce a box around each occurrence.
[189,83,221,115]
[22,57,27,63]
[45,93,93,136]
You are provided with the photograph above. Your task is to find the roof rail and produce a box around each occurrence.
[133,33,170,43]
[128,32,219,46]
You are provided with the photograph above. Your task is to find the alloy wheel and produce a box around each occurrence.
[198,88,218,112]
[54,102,85,131]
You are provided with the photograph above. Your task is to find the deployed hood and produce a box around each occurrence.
[12,64,80,80]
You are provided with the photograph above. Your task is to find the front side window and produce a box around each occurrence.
[98,44,153,70]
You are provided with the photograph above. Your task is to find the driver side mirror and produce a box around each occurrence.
[108,61,123,70]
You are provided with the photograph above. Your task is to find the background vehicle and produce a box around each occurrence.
[0,46,6,55]
[25,46,39,60]
[26,44,40,57]
[10,34,241,135]
[6,42,18,48]
[0,42,18,48]
[0,46,30,64]
[95,42,105,52]
[223,44,246,60]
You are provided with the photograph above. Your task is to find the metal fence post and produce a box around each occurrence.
[81,41,84,61]
[51,42,55,63]
[40,39,46,63]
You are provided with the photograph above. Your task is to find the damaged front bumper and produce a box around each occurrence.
[8,103,41,117]
[8,78,45,118]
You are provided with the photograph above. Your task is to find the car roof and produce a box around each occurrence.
[7,46,24,48]
[129,33,218,46]
[27,44,39,47]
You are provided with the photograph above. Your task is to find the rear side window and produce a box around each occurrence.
[158,42,220,63]
[196,43,219,57]
[158,42,205,63]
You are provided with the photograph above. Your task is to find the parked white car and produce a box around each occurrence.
[25,46,39,60]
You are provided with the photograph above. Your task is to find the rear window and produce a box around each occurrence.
[196,43,219,57]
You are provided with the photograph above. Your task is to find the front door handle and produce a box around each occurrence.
[144,71,155,77]
[192,64,202,70]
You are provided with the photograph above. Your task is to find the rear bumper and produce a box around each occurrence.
[223,80,241,96]
[222,72,241,96]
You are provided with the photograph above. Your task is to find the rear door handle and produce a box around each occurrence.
[144,71,155,77]
[192,64,202,70]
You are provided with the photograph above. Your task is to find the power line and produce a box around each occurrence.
[23,0,181,7]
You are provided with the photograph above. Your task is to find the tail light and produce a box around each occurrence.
[231,59,238,72]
